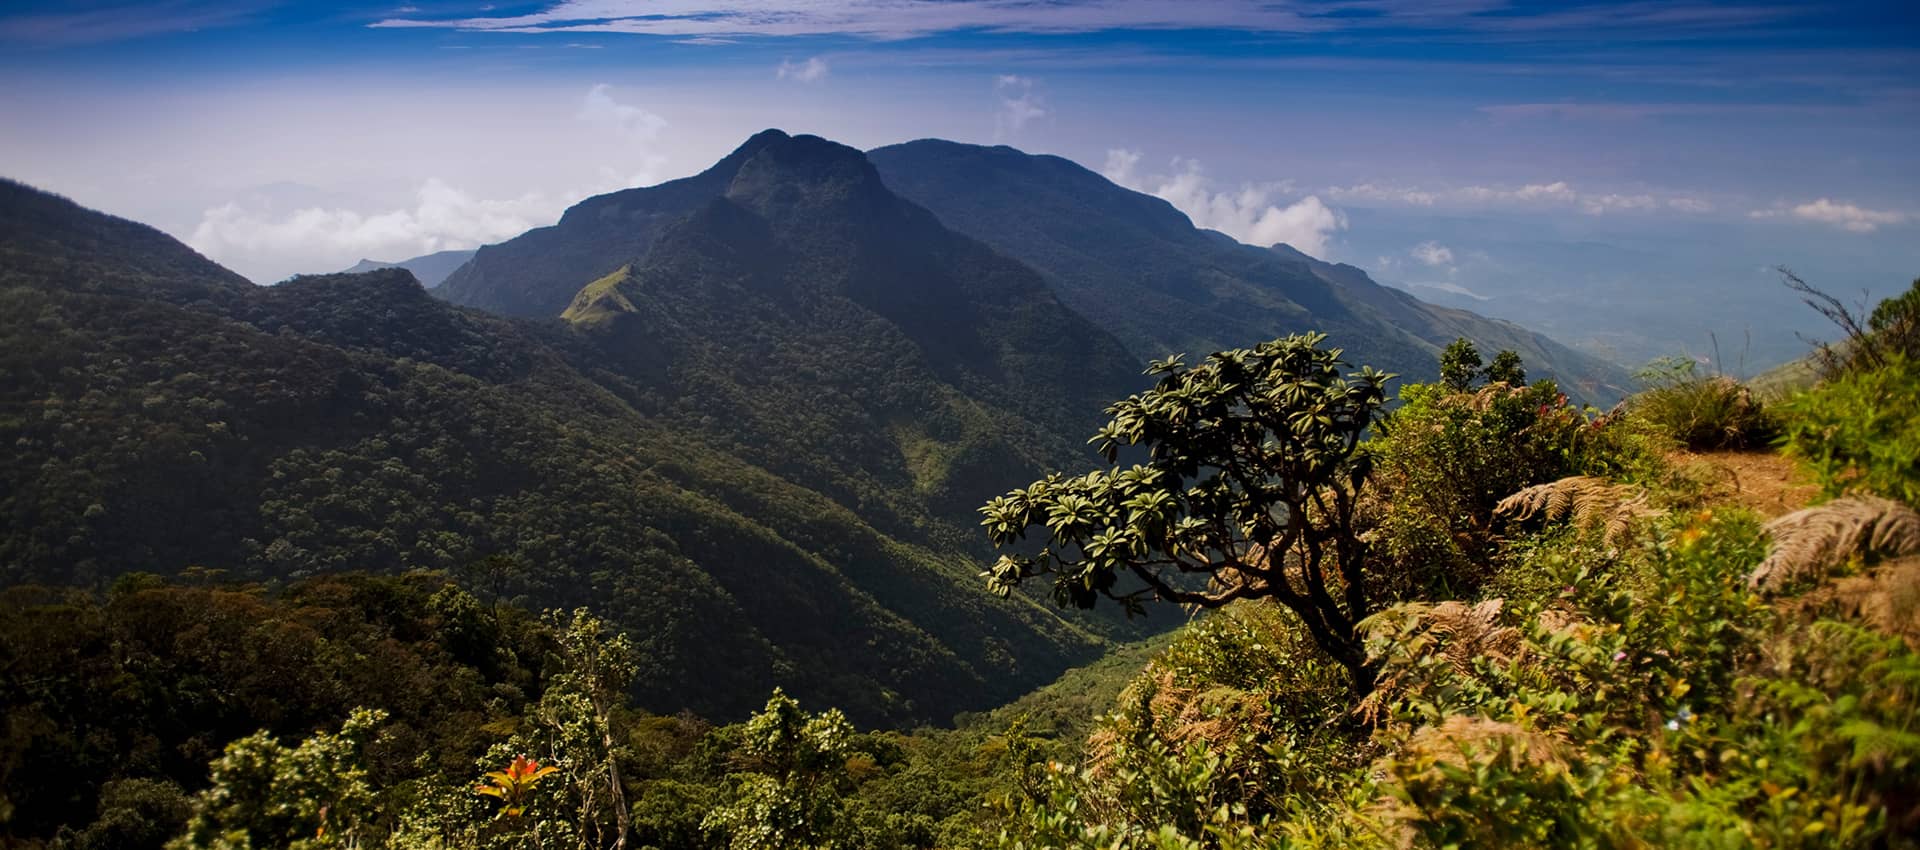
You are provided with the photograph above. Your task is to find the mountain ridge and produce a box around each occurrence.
[340,248,476,288]
[865,138,1635,402]
[0,174,1137,727]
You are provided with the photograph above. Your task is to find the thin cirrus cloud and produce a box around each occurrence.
[1104,149,1346,259]
[1327,180,1716,216]
[364,0,1803,40]
[0,1,264,45]
[1750,199,1909,233]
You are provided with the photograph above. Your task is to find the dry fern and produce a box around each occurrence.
[1084,667,1271,777]
[1360,599,1524,722]
[1370,717,1570,847]
[1787,556,1920,650]
[1749,497,1920,593]
[1495,475,1660,545]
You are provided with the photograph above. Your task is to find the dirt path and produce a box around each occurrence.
[1670,449,1821,518]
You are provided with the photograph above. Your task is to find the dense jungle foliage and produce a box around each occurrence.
[9,284,1916,847]
[0,174,1155,731]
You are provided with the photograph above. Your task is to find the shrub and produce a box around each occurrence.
[1778,355,1920,506]
[1629,357,1776,450]
[1366,379,1654,600]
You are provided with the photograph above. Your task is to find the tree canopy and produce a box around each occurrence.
[979,333,1392,691]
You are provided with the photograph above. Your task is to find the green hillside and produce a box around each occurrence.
[0,176,1139,729]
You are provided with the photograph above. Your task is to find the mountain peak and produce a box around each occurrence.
[724,133,891,218]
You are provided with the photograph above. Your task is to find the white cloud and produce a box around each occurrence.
[777,56,829,82]
[1330,178,1725,218]
[189,178,567,283]
[366,1,1328,39]
[578,82,666,143]
[993,74,1046,140]
[1411,240,1453,266]
[1104,149,1346,258]
[187,84,675,282]
[1750,198,1908,233]
[1327,183,1436,206]
[364,0,1775,40]
[1458,181,1577,204]
[1580,192,1657,214]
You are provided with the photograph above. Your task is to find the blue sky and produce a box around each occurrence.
[2,0,1916,367]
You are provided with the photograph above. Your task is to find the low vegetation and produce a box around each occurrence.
[4,257,1917,847]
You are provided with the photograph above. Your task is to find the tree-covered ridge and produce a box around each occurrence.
[560,133,1145,529]
[0,178,1133,728]
[865,140,1634,403]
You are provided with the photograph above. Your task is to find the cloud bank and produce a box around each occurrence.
[1328,179,1720,218]
[189,84,672,282]
[1105,149,1346,258]
[189,179,567,283]
[1750,198,1908,233]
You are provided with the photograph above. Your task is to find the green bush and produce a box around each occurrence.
[1367,379,1654,600]
[1778,355,1920,505]
[1629,357,1777,450]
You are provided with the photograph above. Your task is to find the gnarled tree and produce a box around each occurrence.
[979,332,1393,694]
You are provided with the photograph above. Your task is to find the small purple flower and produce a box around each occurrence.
[1612,650,1627,662]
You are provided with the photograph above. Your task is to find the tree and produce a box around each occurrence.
[703,689,863,850]
[168,708,387,850]
[1485,349,1526,386]
[978,333,1393,694]
[1439,337,1482,392]
[535,609,638,850]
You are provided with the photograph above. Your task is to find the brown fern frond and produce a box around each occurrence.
[1495,476,1661,545]
[1085,667,1271,777]
[1359,599,1524,723]
[1749,497,1920,593]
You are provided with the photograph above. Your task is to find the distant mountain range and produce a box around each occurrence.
[340,249,475,288]
[865,140,1634,402]
[0,129,1633,726]
[442,132,1631,402]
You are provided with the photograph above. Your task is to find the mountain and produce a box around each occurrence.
[557,132,1146,524]
[0,174,1146,728]
[439,129,791,317]
[340,248,476,288]
[865,140,1635,402]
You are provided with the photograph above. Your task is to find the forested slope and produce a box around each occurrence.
[0,177,1140,727]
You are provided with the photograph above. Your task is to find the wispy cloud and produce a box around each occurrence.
[993,75,1046,140]
[777,56,829,83]
[188,84,677,282]
[1750,198,1908,233]
[365,0,1810,40]
[1479,101,1850,121]
[1412,241,1454,267]
[1105,149,1345,258]
[578,83,666,143]
[1330,179,1718,217]
[0,1,260,45]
